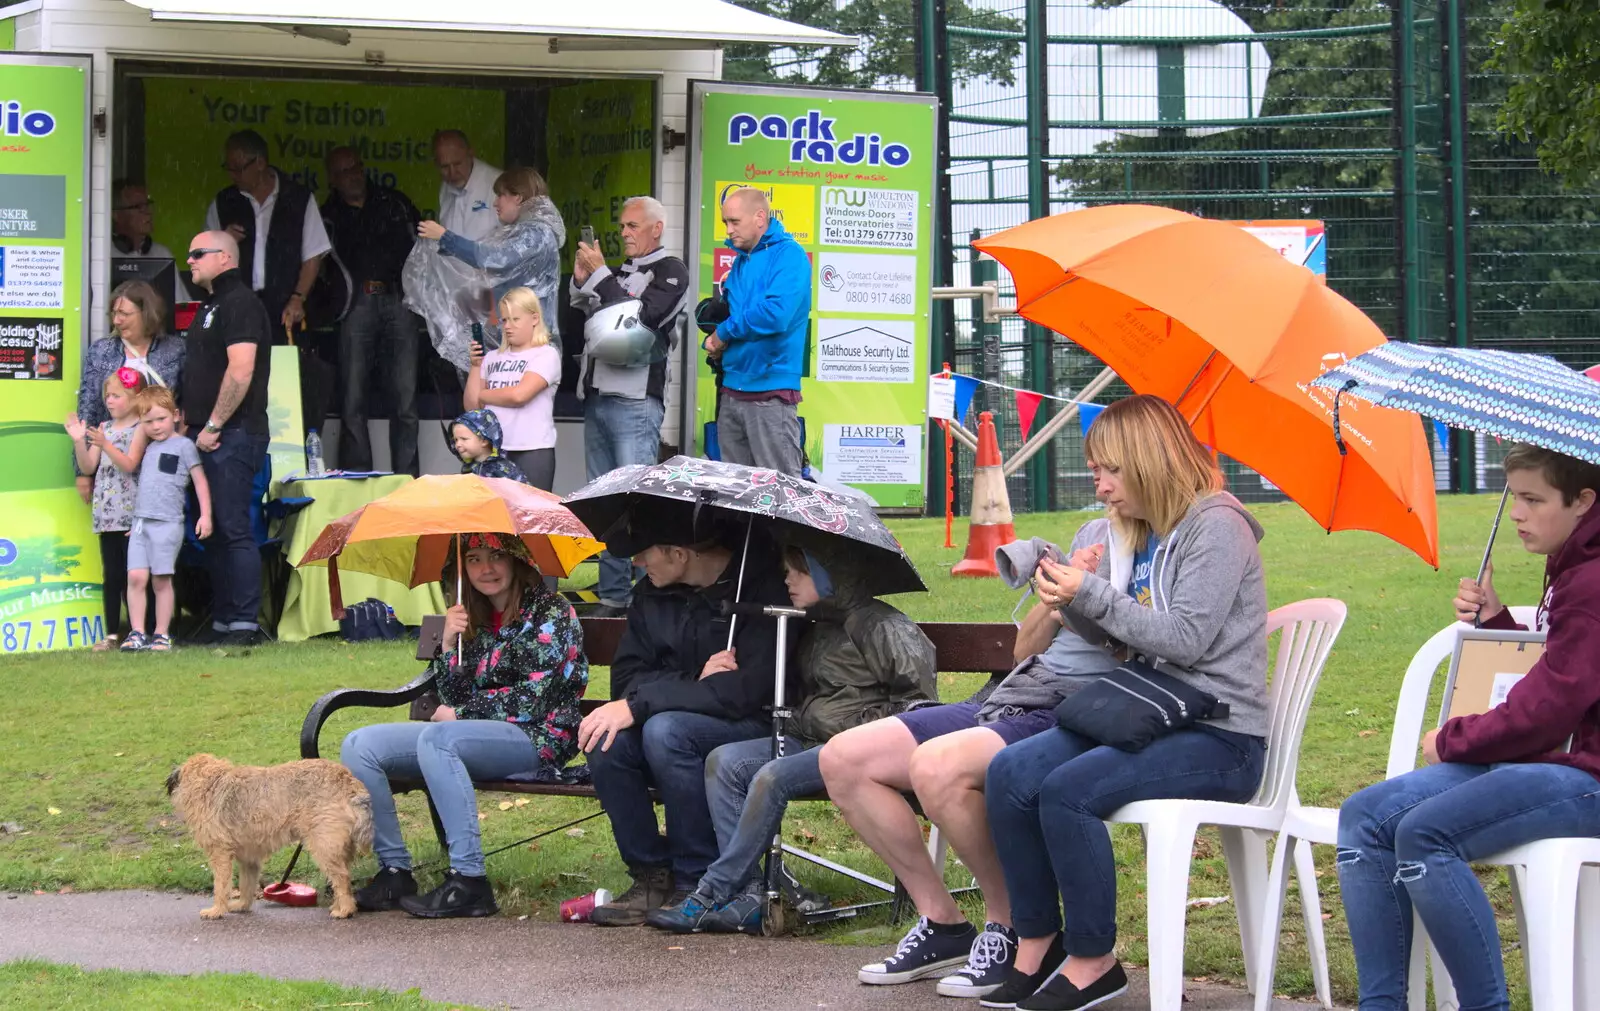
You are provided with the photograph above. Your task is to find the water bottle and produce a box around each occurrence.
[305,428,325,477]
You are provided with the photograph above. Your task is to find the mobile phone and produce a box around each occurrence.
[580,225,596,245]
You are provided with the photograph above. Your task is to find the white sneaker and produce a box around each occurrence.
[936,921,1018,997]
[858,916,978,985]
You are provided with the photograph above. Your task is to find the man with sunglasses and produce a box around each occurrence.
[178,232,273,647]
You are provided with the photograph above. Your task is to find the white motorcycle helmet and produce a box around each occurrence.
[584,297,661,367]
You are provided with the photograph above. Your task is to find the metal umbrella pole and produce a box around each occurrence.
[723,599,807,935]
[455,532,463,657]
[1474,485,1512,627]
[724,519,753,650]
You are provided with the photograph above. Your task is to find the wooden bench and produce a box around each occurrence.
[299,616,1016,916]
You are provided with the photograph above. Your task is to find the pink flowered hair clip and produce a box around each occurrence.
[116,367,143,390]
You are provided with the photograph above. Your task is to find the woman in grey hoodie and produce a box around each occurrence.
[983,395,1270,1011]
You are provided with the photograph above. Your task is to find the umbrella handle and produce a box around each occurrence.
[726,520,752,651]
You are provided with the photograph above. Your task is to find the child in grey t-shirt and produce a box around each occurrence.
[124,387,212,652]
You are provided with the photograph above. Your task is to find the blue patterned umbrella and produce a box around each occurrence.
[1309,343,1600,466]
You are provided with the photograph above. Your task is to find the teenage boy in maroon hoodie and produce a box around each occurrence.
[1335,443,1600,1011]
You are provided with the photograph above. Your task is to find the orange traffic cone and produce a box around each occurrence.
[952,411,1016,578]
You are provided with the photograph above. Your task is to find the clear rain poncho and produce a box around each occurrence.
[403,194,567,371]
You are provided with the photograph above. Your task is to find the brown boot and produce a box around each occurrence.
[590,866,673,926]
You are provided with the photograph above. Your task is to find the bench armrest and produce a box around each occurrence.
[300,669,438,760]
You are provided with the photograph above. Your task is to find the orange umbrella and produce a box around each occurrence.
[975,204,1439,566]
[299,474,604,617]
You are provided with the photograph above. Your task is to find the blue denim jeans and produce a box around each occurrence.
[194,427,268,630]
[986,725,1266,954]
[583,394,663,606]
[700,736,822,902]
[1336,761,1600,1011]
[341,720,536,877]
[585,710,767,890]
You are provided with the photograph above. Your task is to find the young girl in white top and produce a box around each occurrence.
[65,367,150,651]
[464,285,562,490]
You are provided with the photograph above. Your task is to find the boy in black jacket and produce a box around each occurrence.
[579,510,792,926]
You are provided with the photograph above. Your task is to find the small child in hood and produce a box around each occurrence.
[451,409,531,485]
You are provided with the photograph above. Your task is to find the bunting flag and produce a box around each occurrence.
[951,374,979,425]
[1078,401,1105,440]
[1587,364,1600,381]
[1015,390,1044,442]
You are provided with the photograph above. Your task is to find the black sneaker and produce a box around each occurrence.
[938,921,1019,998]
[701,891,763,935]
[398,869,498,918]
[858,916,977,985]
[645,890,718,933]
[978,933,1067,1008]
[354,866,418,912]
[1016,962,1128,1011]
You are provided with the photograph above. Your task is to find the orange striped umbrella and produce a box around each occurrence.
[299,474,604,617]
[975,204,1439,566]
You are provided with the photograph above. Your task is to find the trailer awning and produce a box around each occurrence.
[124,0,857,48]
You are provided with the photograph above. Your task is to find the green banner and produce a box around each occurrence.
[0,54,100,652]
[690,83,937,509]
[545,78,656,271]
[140,76,506,263]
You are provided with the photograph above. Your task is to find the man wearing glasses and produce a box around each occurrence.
[204,129,332,336]
[111,179,178,306]
[178,233,273,647]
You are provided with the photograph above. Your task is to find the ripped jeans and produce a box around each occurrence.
[1336,761,1600,1011]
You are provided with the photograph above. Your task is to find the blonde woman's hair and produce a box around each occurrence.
[1083,394,1224,548]
[497,287,551,347]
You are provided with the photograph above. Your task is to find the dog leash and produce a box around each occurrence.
[269,808,606,885]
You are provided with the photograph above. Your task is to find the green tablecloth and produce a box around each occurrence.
[275,475,447,642]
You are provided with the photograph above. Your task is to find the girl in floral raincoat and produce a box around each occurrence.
[341,532,587,918]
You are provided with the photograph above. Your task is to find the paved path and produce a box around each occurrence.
[0,890,1343,1010]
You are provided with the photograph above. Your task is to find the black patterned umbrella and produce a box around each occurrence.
[563,456,926,596]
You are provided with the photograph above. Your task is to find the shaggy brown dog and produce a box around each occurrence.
[166,754,373,919]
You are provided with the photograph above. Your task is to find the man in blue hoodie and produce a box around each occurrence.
[703,187,810,476]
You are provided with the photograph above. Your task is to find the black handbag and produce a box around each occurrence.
[1054,659,1230,752]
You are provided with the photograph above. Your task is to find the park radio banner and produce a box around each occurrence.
[688,82,937,510]
[0,54,100,652]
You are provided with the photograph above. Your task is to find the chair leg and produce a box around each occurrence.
[1143,820,1199,1011]
[1220,826,1270,996]
[1428,934,1460,1011]
[1521,855,1580,1011]
[1292,837,1333,1009]
[1575,866,1600,1009]
[927,823,949,873]
[1252,831,1297,1011]
[1408,911,1432,1011]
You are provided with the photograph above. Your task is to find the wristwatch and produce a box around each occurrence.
[204,419,222,434]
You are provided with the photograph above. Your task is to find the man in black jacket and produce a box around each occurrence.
[579,512,792,926]
[322,146,422,476]
[179,231,273,646]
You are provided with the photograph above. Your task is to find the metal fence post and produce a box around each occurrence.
[1441,0,1476,493]
[1024,0,1054,512]
[1392,0,1421,345]
[917,0,954,514]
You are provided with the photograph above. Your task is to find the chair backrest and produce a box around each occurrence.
[1251,598,1349,811]
[1384,605,1539,780]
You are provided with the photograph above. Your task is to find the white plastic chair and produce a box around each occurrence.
[1252,606,1600,1011]
[1105,598,1347,1011]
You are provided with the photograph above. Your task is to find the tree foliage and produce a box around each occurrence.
[1493,0,1600,186]
[723,0,1023,89]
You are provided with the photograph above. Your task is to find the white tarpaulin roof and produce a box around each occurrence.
[124,0,857,48]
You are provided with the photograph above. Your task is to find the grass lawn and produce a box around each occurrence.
[0,960,483,1010]
[0,494,1543,1006]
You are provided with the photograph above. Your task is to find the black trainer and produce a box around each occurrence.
[857,916,977,985]
[354,866,418,912]
[978,933,1067,1008]
[398,870,498,919]
[1016,961,1129,1011]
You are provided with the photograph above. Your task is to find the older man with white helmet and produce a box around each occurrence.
[570,196,690,615]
